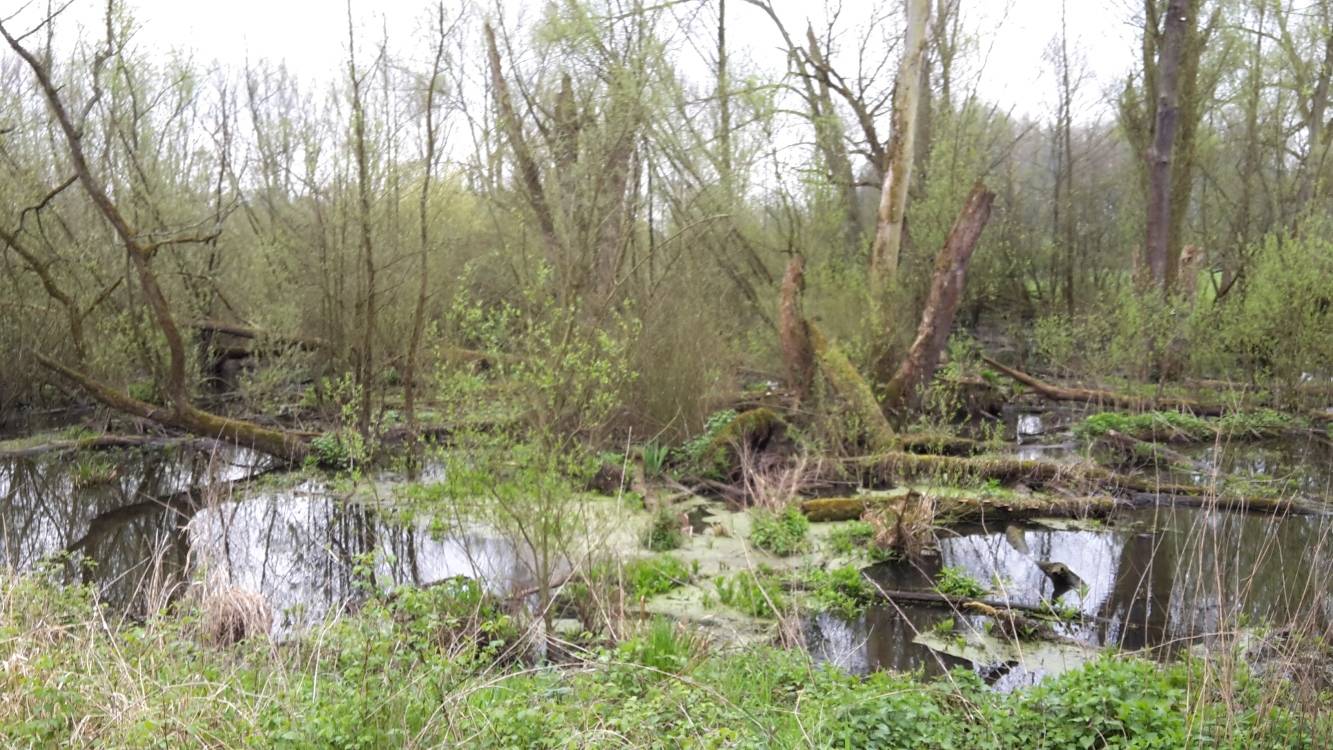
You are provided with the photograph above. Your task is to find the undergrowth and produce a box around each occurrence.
[2,574,1328,748]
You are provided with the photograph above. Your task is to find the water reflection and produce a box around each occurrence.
[189,489,534,633]
[0,446,263,616]
[812,504,1333,686]
[0,446,531,636]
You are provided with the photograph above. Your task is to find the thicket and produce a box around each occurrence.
[1,0,1328,447]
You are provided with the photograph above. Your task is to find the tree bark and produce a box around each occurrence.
[1143,0,1190,289]
[808,323,896,450]
[870,0,931,281]
[883,183,994,408]
[778,255,815,401]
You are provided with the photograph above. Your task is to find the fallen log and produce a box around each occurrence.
[981,356,1228,416]
[866,586,1081,628]
[813,452,1322,516]
[799,491,1120,523]
[0,433,206,460]
[36,353,313,463]
[893,432,980,456]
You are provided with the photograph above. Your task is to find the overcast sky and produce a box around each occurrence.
[4,0,1141,122]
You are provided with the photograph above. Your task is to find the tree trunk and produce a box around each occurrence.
[809,323,896,450]
[870,0,931,281]
[1143,0,1189,289]
[883,183,994,408]
[778,255,815,401]
[347,9,377,442]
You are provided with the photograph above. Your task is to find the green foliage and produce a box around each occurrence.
[616,617,703,674]
[1214,222,1333,387]
[749,506,810,556]
[1076,409,1294,442]
[640,440,669,478]
[714,568,785,618]
[934,566,988,598]
[640,506,685,551]
[803,565,877,619]
[622,555,689,600]
[307,432,352,469]
[4,573,1331,748]
[679,408,737,475]
[126,380,158,404]
[826,521,893,562]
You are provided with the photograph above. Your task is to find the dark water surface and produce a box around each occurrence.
[0,445,531,635]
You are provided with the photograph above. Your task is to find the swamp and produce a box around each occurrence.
[1,0,1332,747]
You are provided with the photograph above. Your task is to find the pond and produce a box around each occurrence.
[0,445,535,635]
[3,429,1330,687]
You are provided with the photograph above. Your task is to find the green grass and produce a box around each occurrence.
[802,565,878,619]
[714,568,785,618]
[825,520,894,562]
[2,574,1330,748]
[622,555,690,600]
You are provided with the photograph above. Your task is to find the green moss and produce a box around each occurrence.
[1076,409,1297,442]
[684,407,784,479]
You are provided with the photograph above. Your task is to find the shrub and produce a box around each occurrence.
[749,506,810,556]
[804,565,877,619]
[714,569,784,618]
[640,506,685,551]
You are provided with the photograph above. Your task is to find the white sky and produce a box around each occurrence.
[3,0,1140,123]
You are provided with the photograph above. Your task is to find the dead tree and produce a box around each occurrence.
[870,0,931,281]
[883,183,995,408]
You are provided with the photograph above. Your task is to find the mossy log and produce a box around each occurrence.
[800,492,1119,523]
[698,407,785,476]
[36,354,313,463]
[0,433,203,460]
[982,356,1229,416]
[809,323,896,451]
[893,432,980,456]
[848,451,1209,496]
